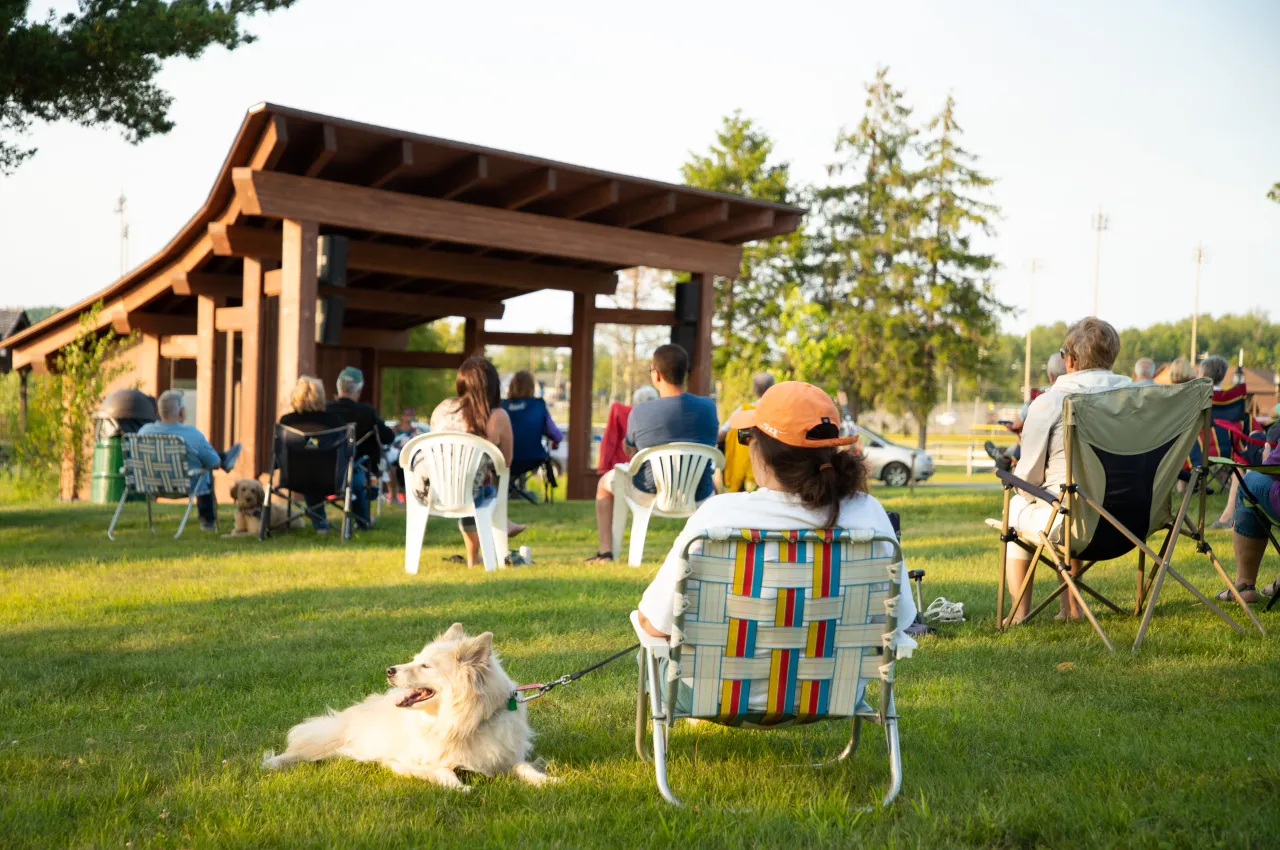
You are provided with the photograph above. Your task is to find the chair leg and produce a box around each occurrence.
[174,492,196,539]
[107,488,130,540]
[1041,533,1113,651]
[882,716,903,807]
[473,505,500,572]
[146,495,155,535]
[628,504,653,568]
[404,495,430,575]
[611,483,631,561]
[1200,544,1265,635]
[635,651,651,762]
[1135,549,1146,616]
[492,472,511,564]
[646,649,681,806]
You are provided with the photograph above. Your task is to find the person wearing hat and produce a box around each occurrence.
[327,366,393,529]
[635,382,913,661]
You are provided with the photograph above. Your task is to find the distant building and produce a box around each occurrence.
[0,309,31,374]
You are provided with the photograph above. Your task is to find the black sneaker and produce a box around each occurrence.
[221,444,242,473]
[983,441,1003,462]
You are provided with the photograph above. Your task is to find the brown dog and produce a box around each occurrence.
[226,479,304,537]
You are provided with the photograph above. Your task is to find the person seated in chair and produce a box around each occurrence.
[1220,427,1280,603]
[327,367,392,529]
[585,344,718,564]
[635,381,907,654]
[429,356,527,567]
[1002,317,1131,624]
[502,370,563,491]
[278,376,348,535]
[138,390,241,532]
[985,352,1067,472]
[1132,357,1157,386]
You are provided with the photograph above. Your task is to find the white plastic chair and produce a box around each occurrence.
[399,432,511,573]
[611,442,725,567]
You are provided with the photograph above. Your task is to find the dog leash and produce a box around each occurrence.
[508,643,641,710]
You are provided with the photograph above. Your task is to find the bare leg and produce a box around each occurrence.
[462,531,480,567]
[512,761,559,786]
[1230,532,1266,602]
[595,476,615,555]
[1058,559,1084,619]
[1216,476,1240,525]
[1005,557,1032,624]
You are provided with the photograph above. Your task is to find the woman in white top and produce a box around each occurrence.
[637,381,907,639]
[429,356,526,566]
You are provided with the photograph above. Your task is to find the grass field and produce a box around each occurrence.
[3,483,1279,848]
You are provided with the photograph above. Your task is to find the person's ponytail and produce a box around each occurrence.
[752,431,867,527]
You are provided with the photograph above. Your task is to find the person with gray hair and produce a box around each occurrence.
[137,390,241,531]
[327,366,392,529]
[1132,357,1156,386]
[718,372,776,441]
[1199,355,1230,389]
[632,386,658,406]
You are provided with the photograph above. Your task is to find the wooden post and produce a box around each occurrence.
[689,272,715,397]
[277,220,318,416]
[17,368,28,434]
[196,293,226,442]
[464,317,485,357]
[223,329,237,447]
[135,333,163,396]
[567,291,596,500]
[239,259,265,478]
[360,347,381,413]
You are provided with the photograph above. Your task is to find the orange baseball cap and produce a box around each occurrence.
[727,381,855,448]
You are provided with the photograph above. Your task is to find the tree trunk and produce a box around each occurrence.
[917,417,928,450]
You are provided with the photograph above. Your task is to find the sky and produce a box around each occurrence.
[1,0,1276,338]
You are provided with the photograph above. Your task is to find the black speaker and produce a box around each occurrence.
[315,235,348,346]
[673,278,700,323]
[670,324,696,357]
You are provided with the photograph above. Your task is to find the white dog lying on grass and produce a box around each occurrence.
[263,623,555,791]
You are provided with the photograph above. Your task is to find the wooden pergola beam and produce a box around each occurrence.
[663,201,728,236]
[303,123,338,178]
[325,285,506,320]
[694,208,774,243]
[159,335,198,359]
[233,169,743,277]
[250,115,289,171]
[378,350,467,369]
[424,153,488,199]
[363,139,414,189]
[596,191,676,227]
[118,312,197,337]
[542,180,619,219]
[482,331,573,348]
[170,271,241,299]
[333,328,410,349]
[496,167,556,210]
[591,307,677,326]
[214,306,245,332]
[210,223,618,295]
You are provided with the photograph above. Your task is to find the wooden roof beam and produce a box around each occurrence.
[211,223,616,294]
[233,169,742,277]
[214,307,244,332]
[422,154,488,199]
[361,139,414,189]
[159,335,198,359]
[663,201,729,236]
[117,312,197,337]
[325,285,505,320]
[170,271,242,299]
[250,115,289,171]
[595,191,677,227]
[541,180,619,219]
[732,211,802,243]
[591,307,677,326]
[694,208,776,243]
[495,167,556,210]
[483,331,573,348]
[377,350,467,369]
[303,123,339,178]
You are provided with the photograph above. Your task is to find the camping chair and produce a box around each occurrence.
[107,434,212,540]
[1199,384,1264,488]
[990,380,1264,651]
[354,429,384,522]
[631,527,913,807]
[399,432,511,573]
[1210,457,1280,613]
[612,443,725,567]
[508,448,557,505]
[260,423,358,541]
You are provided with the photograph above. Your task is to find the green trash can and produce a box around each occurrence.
[90,434,124,505]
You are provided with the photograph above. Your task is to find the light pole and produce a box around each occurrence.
[1090,206,1109,316]
[1023,259,1041,402]
[114,192,129,276]
[1190,242,1205,363]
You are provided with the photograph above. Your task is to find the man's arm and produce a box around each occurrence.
[187,427,222,471]
[373,409,394,446]
[1013,397,1051,489]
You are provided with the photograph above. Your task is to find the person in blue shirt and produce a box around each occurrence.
[585,343,718,564]
[137,390,240,531]
[502,369,564,482]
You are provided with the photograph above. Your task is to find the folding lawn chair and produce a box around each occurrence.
[1197,384,1266,489]
[991,380,1264,651]
[107,434,212,540]
[612,443,725,567]
[399,431,511,573]
[260,423,358,541]
[1210,457,1280,614]
[508,451,557,505]
[632,527,913,808]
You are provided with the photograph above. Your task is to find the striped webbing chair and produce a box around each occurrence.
[632,527,911,807]
[107,433,209,540]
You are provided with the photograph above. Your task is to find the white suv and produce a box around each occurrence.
[842,421,935,487]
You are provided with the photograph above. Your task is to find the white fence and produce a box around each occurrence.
[925,441,999,476]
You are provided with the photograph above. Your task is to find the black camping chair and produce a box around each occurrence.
[261,423,357,540]
[354,429,385,525]
[508,454,558,505]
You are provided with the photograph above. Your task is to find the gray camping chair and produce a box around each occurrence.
[990,380,1265,651]
[107,433,211,540]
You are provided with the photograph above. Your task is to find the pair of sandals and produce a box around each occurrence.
[444,552,529,567]
[1215,581,1279,603]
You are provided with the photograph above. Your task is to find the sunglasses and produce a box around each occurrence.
[737,427,754,445]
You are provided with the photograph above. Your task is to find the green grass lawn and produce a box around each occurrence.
[3,486,1278,848]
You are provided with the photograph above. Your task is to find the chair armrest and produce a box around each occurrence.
[1213,420,1268,447]
[630,610,670,651]
[1208,457,1280,474]
[995,469,1061,505]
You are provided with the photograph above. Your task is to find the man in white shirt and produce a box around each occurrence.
[1004,317,1131,624]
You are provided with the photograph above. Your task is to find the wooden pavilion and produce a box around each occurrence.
[5,104,804,500]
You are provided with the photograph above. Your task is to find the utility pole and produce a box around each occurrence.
[1191,242,1204,363]
[1090,206,1109,317]
[114,193,129,276]
[1023,259,1040,402]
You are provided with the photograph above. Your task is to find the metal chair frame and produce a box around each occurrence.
[259,424,358,541]
[1211,458,1280,614]
[107,434,210,540]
